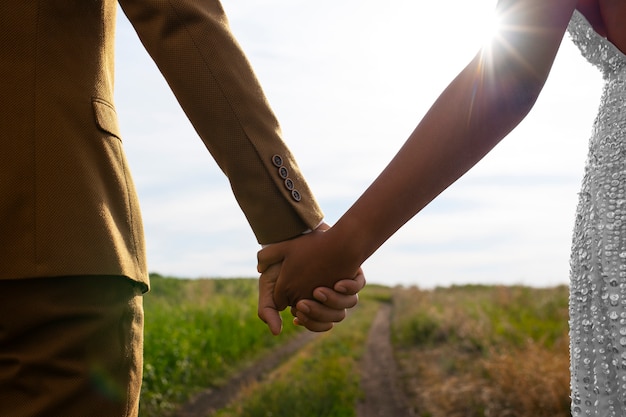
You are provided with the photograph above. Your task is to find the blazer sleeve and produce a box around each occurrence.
[118,0,323,244]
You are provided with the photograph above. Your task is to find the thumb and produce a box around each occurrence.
[259,306,283,336]
[257,241,289,273]
[258,263,284,335]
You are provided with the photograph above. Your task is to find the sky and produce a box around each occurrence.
[113,1,604,288]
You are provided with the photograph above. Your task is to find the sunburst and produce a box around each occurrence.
[480,9,504,48]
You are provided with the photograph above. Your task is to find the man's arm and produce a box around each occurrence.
[119,0,322,243]
[119,0,364,330]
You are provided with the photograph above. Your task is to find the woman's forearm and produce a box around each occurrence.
[332,61,536,264]
[333,0,577,265]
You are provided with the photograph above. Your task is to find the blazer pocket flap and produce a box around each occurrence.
[92,98,121,139]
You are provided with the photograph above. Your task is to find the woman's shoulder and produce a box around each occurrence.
[575,0,608,38]
[576,0,626,53]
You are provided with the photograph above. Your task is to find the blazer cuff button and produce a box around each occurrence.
[284,178,295,190]
[272,155,283,167]
[278,166,289,179]
[291,190,301,202]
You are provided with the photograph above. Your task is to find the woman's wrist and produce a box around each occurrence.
[330,214,375,271]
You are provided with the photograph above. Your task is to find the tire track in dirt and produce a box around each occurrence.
[357,303,414,417]
[174,330,319,417]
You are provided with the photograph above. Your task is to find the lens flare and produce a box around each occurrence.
[481,11,503,47]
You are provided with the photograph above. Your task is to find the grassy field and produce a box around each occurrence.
[140,274,302,416]
[392,285,571,417]
[139,275,571,417]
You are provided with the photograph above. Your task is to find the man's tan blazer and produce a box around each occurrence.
[0,0,323,290]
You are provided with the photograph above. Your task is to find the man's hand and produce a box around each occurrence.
[257,224,365,334]
[257,226,361,309]
[258,264,364,334]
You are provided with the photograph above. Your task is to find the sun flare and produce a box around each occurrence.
[480,10,503,47]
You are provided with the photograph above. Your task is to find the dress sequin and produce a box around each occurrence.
[568,11,626,417]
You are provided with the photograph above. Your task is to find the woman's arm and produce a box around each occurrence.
[333,0,580,263]
[259,0,580,308]
[598,0,626,52]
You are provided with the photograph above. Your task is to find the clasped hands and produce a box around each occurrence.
[257,223,365,334]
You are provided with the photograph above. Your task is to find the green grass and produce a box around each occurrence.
[213,288,385,417]
[139,274,301,417]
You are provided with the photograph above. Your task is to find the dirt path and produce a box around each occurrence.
[174,330,319,417]
[174,302,413,417]
[356,303,414,417]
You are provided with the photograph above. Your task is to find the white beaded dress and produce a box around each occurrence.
[568,11,626,417]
